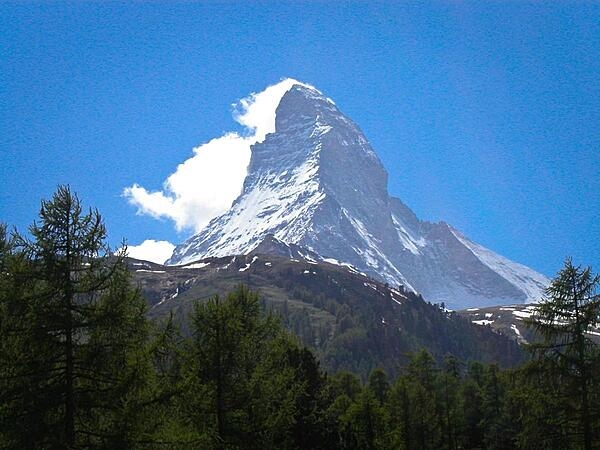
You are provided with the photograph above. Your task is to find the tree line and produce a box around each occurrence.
[1,186,599,449]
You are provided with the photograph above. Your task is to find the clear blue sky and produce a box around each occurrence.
[1,2,598,277]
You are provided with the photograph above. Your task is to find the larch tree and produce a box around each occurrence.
[0,186,151,448]
[526,258,600,450]
[181,285,280,448]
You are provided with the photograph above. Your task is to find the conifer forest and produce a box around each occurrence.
[1,187,599,450]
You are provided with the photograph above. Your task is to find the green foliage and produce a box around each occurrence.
[341,388,390,450]
[367,368,390,404]
[5,189,600,449]
[0,187,153,448]
[526,258,600,449]
[175,284,332,449]
[329,370,362,401]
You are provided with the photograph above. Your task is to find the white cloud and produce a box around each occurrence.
[126,240,176,265]
[123,78,307,233]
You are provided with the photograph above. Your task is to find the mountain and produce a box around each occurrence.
[458,304,541,346]
[131,254,525,378]
[167,82,549,310]
[458,303,600,346]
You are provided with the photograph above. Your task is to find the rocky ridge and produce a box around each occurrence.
[168,82,549,309]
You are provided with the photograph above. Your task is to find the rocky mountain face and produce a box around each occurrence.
[168,83,549,310]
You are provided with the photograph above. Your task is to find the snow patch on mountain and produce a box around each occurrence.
[391,213,426,256]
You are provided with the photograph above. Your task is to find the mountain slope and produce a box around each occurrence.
[458,303,600,346]
[168,81,549,309]
[132,254,525,378]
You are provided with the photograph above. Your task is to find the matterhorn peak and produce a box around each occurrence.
[231,78,319,142]
[167,81,549,309]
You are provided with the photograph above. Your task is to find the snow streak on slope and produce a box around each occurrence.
[391,213,426,256]
[174,155,326,262]
[342,208,416,292]
[450,228,549,303]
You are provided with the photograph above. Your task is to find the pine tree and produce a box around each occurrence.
[526,258,600,450]
[458,378,484,449]
[0,186,150,448]
[386,377,411,450]
[182,285,281,448]
[437,356,461,450]
[368,368,390,404]
[179,285,336,449]
[341,388,390,450]
[250,335,332,449]
[390,350,440,450]
[0,223,49,447]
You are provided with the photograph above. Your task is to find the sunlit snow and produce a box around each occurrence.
[183,262,210,269]
[450,229,550,303]
[124,78,320,234]
[472,319,494,326]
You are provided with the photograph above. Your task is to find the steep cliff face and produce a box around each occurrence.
[168,82,549,309]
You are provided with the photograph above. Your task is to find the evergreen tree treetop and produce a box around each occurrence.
[0,185,151,449]
[526,258,600,450]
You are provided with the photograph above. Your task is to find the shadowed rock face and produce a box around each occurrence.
[168,84,549,309]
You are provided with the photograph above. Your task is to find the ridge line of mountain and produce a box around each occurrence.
[167,81,549,309]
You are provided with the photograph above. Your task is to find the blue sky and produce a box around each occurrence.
[1,2,598,277]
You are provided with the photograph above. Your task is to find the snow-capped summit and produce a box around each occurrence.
[167,82,549,309]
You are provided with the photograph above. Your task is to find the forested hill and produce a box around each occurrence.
[131,253,525,377]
